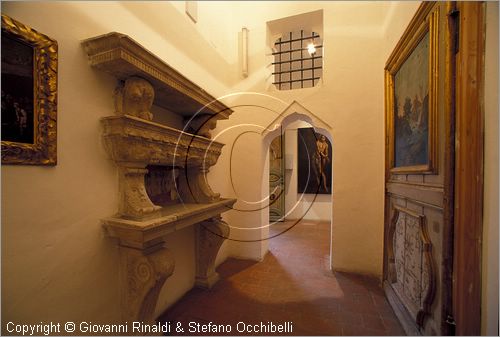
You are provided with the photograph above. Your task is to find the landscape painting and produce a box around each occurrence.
[297,128,332,194]
[393,32,429,168]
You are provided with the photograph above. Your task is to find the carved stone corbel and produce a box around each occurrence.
[120,244,175,325]
[195,217,229,288]
[115,76,155,121]
[118,166,161,219]
[184,114,218,139]
[176,167,220,204]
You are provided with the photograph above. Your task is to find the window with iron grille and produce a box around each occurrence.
[272,30,323,90]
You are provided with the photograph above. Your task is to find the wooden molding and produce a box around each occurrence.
[386,181,444,209]
[384,281,422,336]
[387,206,436,329]
[452,2,485,334]
[441,2,458,334]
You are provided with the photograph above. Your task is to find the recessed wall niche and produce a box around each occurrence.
[267,10,324,90]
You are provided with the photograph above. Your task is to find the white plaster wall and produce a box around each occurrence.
[481,2,499,335]
[0,1,239,329]
[209,105,270,261]
[208,1,421,275]
[382,2,422,59]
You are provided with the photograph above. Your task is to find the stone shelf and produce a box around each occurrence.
[103,199,235,250]
[82,32,232,119]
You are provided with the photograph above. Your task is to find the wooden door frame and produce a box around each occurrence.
[269,131,285,222]
[452,2,486,335]
[383,2,486,335]
[441,2,457,334]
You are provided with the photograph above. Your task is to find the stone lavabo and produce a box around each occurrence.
[82,32,235,328]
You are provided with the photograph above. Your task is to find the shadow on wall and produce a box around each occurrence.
[118,1,238,86]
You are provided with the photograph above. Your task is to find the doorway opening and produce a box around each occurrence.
[263,110,334,270]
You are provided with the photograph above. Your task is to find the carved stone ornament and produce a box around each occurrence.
[195,217,230,288]
[101,115,225,219]
[115,77,155,121]
[118,167,162,219]
[81,31,233,132]
[387,206,436,328]
[83,32,237,327]
[120,244,175,323]
[184,114,218,139]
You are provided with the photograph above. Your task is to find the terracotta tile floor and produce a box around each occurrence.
[159,221,405,336]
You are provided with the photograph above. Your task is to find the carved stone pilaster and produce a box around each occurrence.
[195,217,229,289]
[118,166,161,219]
[120,244,175,325]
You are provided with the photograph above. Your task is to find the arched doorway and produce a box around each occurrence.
[262,104,334,267]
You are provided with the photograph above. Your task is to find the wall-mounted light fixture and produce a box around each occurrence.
[307,42,316,56]
[242,27,249,77]
[185,1,198,23]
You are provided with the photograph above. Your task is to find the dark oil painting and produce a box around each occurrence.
[1,33,35,144]
[394,32,429,168]
[297,128,332,194]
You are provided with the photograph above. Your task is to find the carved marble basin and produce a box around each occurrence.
[84,31,236,325]
[101,115,223,168]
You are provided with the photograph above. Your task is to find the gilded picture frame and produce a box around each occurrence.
[385,7,438,174]
[1,14,57,165]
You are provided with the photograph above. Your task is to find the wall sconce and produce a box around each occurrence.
[185,1,198,23]
[307,42,316,56]
[242,27,249,77]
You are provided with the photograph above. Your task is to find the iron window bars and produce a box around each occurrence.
[272,31,323,90]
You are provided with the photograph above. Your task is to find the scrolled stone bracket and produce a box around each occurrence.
[120,244,175,327]
[118,166,161,220]
[176,167,221,204]
[184,114,218,139]
[195,216,230,289]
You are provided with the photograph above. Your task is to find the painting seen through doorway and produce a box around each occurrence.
[297,128,332,194]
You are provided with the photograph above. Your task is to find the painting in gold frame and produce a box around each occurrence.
[385,6,438,174]
[1,14,57,165]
